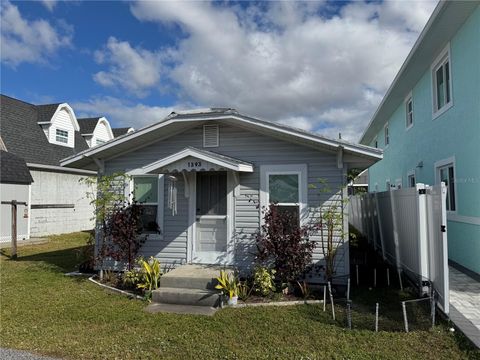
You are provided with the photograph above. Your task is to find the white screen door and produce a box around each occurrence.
[194,172,228,263]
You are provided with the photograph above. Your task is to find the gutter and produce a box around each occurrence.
[27,162,96,175]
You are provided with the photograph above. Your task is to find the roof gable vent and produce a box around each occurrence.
[203,124,219,147]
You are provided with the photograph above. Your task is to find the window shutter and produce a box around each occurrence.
[203,124,219,147]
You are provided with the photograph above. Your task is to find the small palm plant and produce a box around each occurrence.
[137,257,162,299]
[215,270,239,305]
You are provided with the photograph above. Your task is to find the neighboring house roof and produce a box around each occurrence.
[78,117,101,135]
[360,1,479,145]
[61,108,382,171]
[36,103,61,123]
[112,127,134,137]
[0,150,33,184]
[0,94,89,167]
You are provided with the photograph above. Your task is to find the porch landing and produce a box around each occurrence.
[151,265,233,309]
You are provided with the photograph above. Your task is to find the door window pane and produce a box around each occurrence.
[140,205,158,233]
[196,172,227,216]
[134,177,158,203]
[439,165,455,211]
[269,174,299,203]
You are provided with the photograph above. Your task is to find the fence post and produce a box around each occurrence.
[375,302,379,332]
[374,192,386,260]
[402,301,409,333]
[416,183,430,295]
[11,200,18,260]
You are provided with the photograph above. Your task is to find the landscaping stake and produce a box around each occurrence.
[323,285,326,312]
[346,300,352,329]
[430,292,436,328]
[374,268,377,287]
[398,269,403,291]
[375,303,379,332]
[356,265,359,286]
[386,268,390,287]
[402,301,409,332]
[328,281,335,321]
[347,278,350,301]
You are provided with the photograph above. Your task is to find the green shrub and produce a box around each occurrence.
[215,270,239,299]
[136,257,162,298]
[253,267,276,296]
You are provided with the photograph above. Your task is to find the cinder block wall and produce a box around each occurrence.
[29,170,95,236]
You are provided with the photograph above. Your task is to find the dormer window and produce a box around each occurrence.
[56,129,69,144]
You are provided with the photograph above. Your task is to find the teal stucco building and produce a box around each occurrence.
[360,1,480,275]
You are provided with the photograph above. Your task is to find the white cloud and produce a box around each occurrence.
[40,0,57,12]
[0,0,72,66]
[93,37,163,97]
[124,1,438,141]
[73,96,175,129]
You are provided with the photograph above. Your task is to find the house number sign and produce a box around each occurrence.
[187,161,202,168]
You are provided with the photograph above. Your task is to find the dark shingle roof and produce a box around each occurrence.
[112,127,132,137]
[36,103,61,123]
[0,94,89,167]
[78,117,101,135]
[0,150,33,184]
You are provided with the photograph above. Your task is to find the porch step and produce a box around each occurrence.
[152,287,220,307]
[160,264,233,290]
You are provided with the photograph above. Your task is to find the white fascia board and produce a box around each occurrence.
[27,162,96,175]
[52,103,80,131]
[62,114,382,167]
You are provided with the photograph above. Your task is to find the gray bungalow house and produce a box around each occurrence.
[62,109,381,279]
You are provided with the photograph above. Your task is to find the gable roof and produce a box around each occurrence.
[61,108,382,171]
[0,150,33,184]
[0,94,89,167]
[360,1,479,145]
[131,146,254,175]
[78,117,101,135]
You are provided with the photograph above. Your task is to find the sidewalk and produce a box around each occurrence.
[449,266,480,348]
[0,237,48,249]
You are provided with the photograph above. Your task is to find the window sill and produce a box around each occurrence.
[432,102,453,120]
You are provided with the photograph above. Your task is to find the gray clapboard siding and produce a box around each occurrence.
[104,122,347,278]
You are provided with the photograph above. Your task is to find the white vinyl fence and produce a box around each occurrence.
[349,183,449,314]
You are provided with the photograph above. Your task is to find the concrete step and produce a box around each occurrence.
[152,287,221,307]
[160,264,233,290]
[160,274,218,290]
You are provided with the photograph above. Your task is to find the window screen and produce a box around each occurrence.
[196,172,227,216]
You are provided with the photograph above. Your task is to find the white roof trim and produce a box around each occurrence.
[129,147,254,175]
[27,163,96,175]
[52,103,80,131]
[94,117,114,140]
[61,112,381,168]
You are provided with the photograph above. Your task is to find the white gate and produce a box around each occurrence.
[349,183,449,314]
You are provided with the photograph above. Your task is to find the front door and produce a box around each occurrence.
[193,172,229,264]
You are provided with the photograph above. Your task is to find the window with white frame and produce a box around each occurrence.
[437,162,456,212]
[261,164,306,228]
[384,124,389,146]
[407,172,416,188]
[373,137,378,149]
[55,129,69,144]
[133,176,160,233]
[95,139,106,146]
[432,48,452,114]
[406,96,413,128]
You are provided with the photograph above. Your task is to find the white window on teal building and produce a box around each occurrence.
[405,96,413,129]
[384,123,389,147]
[435,157,456,212]
[407,171,416,188]
[432,45,452,117]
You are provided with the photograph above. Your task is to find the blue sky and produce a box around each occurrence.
[1,0,437,140]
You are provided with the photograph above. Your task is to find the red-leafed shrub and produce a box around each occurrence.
[255,204,317,284]
[100,201,146,270]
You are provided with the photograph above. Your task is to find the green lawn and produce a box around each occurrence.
[0,233,478,360]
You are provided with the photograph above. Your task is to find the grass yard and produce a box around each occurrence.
[1,233,478,360]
